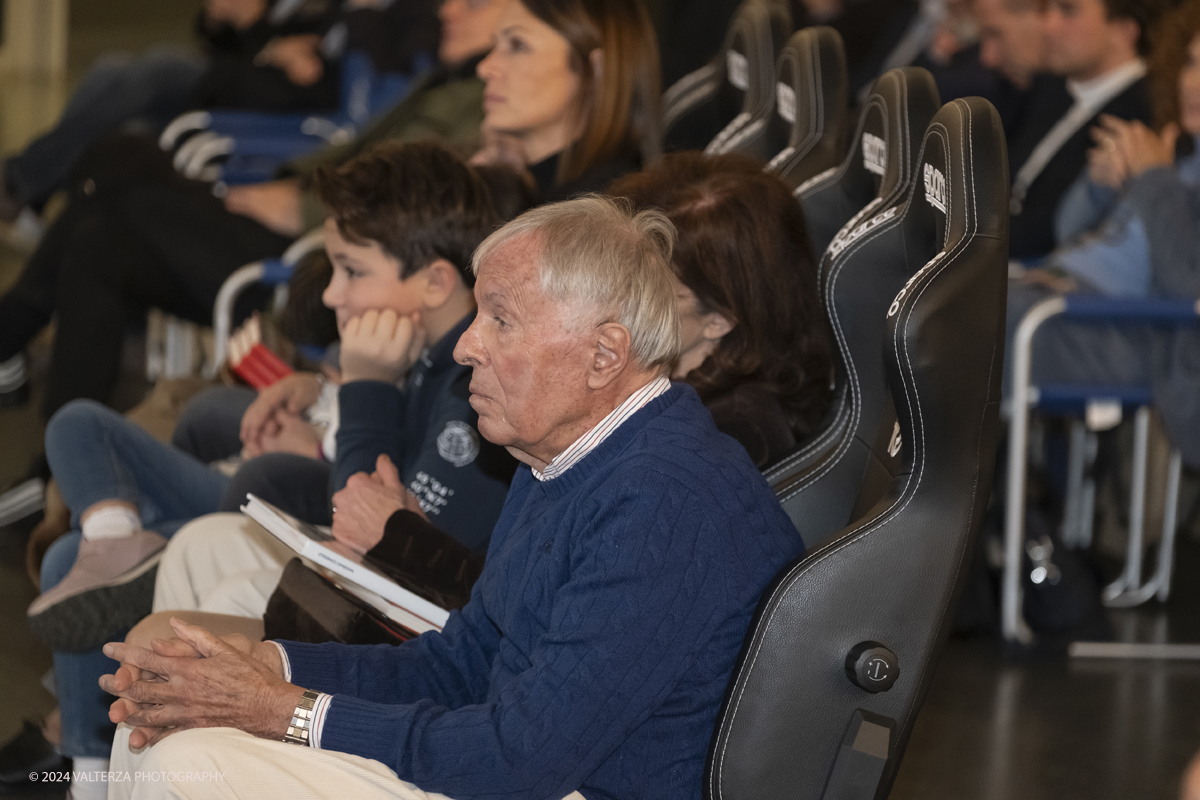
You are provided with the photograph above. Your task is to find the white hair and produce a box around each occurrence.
[471,194,681,370]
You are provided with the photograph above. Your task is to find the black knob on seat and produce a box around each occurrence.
[845,641,899,693]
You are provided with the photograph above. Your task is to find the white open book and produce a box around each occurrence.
[240,493,449,633]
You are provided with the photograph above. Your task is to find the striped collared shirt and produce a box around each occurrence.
[533,376,671,482]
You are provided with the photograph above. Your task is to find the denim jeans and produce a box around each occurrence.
[4,47,205,210]
[46,400,231,533]
[171,386,257,464]
[41,401,334,757]
[42,534,121,759]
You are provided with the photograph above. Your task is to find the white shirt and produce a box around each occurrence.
[533,375,672,481]
[1010,59,1146,215]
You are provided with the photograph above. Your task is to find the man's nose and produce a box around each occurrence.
[453,322,482,366]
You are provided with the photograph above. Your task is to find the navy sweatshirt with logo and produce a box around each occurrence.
[280,384,803,800]
[333,312,515,554]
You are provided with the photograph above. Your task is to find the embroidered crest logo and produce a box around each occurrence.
[923,163,946,212]
[437,421,480,467]
[862,133,887,176]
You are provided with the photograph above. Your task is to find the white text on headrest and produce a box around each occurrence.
[923,163,946,213]
[828,204,897,258]
[727,51,749,91]
[862,133,887,176]
[887,421,902,458]
[776,82,796,124]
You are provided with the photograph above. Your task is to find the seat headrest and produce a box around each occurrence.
[765,26,849,188]
[885,97,1009,476]
[703,97,1010,800]
[662,0,791,152]
[797,67,940,257]
[703,0,794,157]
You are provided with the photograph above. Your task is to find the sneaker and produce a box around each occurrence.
[0,208,42,254]
[0,477,44,529]
[0,719,70,795]
[27,532,167,652]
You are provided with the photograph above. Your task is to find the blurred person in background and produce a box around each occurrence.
[1006,0,1163,259]
[0,0,501,417]
[1006,0,1200,464]
[470,0,662,200]
[0,0,349,254]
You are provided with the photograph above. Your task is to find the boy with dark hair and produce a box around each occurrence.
[11,141,520,794]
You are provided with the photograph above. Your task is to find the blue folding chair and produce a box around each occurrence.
[1001,294,1200,652]
[204,228,327,377]
[161,51,430,184]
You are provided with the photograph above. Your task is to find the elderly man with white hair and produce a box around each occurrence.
[98,196,803,800]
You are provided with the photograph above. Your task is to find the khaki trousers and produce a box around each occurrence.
[153,513,292,617]
[108,725,587,800]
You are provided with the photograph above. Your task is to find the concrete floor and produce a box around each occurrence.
[2,2,1200,798]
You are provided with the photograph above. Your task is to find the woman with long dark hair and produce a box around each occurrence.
[612,151,834,467]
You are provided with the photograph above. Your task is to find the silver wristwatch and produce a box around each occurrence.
[283,689,321,746]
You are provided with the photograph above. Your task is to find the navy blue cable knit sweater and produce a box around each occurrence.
[279,384,803,800]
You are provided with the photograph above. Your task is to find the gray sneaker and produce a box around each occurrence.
[27,532,167,652]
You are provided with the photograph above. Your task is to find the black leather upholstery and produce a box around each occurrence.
[704,97,1009,800]
[764,27,849,189]
[762,68,940,546]
[661,0,791,154]
[794,67,940,257]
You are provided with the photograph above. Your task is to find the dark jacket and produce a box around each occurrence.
[1007,74,1152,260]
[334,312,516,553]
[526,150,642,203]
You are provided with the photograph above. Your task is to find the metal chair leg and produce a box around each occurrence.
[1002,297,1065,644]
[1062,419,1087,547]
[1103,406,1151,607]
[1149,449,1183,602]
[1078,431,1098,549]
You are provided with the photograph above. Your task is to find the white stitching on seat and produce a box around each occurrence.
[713,101,996,798]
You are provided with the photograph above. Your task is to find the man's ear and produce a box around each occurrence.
[587,322,632,390]
[1111,17,1139,53]
[421,259,463,309]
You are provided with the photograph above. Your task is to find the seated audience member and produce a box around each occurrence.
[471,0,661,201]
[1006,0,1163,259]
[611,152,834,467]
[16,142,519,796]
[124,151,833,644]
[0,0,344,253]
[969,0,1049,132]
[0,0,503,415]
[1005,0,1200,460]
[101,195,803,800]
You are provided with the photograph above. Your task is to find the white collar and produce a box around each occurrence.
[532,375,671,481]
[1066,59,1146,111]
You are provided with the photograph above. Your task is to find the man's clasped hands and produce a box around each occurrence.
[98,308,441,747]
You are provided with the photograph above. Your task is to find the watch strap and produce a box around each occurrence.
[282,689,321,746]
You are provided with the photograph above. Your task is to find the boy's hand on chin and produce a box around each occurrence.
[340,309,427,384]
